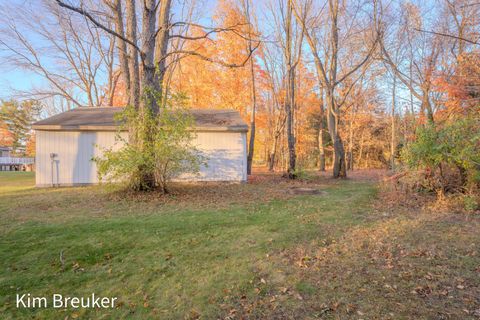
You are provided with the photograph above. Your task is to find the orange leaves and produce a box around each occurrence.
[25,133,35,157]
[0,123,14,146]
[434,51,480,119]
[169,0,256,116]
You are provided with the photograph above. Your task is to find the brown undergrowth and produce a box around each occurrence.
[105,171,340,210]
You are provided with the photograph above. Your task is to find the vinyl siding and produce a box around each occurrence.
[35,130,247,187]
[35,131,126,187]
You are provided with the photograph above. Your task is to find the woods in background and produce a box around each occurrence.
[0,0,478,183]
[0,100,40,156]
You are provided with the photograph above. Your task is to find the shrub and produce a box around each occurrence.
[95,96,206,193]
[401,116,480,194]
[292,167,314,181]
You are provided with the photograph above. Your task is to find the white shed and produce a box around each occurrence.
[32,107,248,187]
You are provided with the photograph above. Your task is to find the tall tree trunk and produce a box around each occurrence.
[391,76,396,170]
[421,89,434,124]
[318,87,326,171]
[347,105,354,171]
[111,0,130,105]
[285,0,296,177]
[247,54,256,174]
[125,0,140,109]
[286,68,296,176]
[245,0,256,175]
[327,0,346,179]
[268,136,277,172]
[140,0,157,113]
[326,91,346,178]
[154,0,172,107]
[358,132,365,168]
[135,0,157,190]
[318,120,326,171]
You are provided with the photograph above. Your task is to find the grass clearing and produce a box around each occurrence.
[0,171,479,319]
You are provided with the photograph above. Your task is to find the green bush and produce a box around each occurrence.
[401,116,480,194]
[95,96,206,193]
[292,167,316,181]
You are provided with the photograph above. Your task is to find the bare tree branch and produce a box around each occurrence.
[55,0,144,57]
[414,28,479,45]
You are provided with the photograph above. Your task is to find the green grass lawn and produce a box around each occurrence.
[0,172,479,319]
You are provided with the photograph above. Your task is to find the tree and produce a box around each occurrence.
[282,0,304,177]
[95,99,205,193]
[241,0,258,175]
[0,1,117,109]
[258,38,287,172]
[0,123,14,147]
[292,0,380,178]
[380,1,444,124]
[56,0,258,189]
[0,100,41,154]
[263,0,304,177]
[435,51,480,114]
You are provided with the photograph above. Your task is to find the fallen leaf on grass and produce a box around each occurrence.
[330,301,340,311]
[412,286,432,297]
[188,309,200,320]
[72,262,84,272]
[438,289,449,296]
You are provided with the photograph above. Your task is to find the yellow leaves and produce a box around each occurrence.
[72,262,84,273]
[296,255,313,268]
[187,309,200,319]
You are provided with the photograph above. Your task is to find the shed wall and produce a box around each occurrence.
[35,131,126,187]
[35,130,247,187]
[177,131,247,182]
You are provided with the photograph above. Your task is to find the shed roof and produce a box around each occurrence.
[32,107,248,132]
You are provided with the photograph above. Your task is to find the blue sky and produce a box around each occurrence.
[0,0,218,101]
[0,70,44,100]
[0,0,418,114]
[0,0,39,99]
